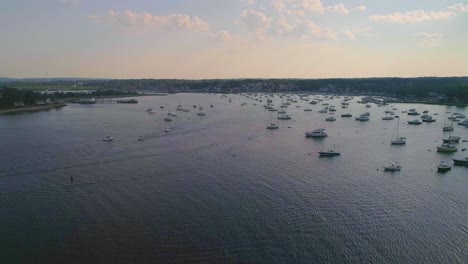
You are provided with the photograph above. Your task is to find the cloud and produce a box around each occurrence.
[448,3,468,12]
[341,27,372,40]
[90,9,231,41]
[326,4,349,15]
[415,32,442,47]
[370,10,455,23]
[239,9,273,36]
[352,5,367,12]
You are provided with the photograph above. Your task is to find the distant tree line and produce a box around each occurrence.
[0,86,138,107]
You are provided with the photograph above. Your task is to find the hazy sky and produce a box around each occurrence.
[1,0,468,78]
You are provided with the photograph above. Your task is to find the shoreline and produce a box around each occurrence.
[0,104,68,115]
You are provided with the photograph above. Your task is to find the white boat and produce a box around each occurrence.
[453,157,468,165]
[458,119,468,126]
[443,114,454,131]
[443,135,460,143]
[355,114,369,121]
[319,149,341,157]
[325,117,336,122]
[437,162,452,172]
[267,112,279,129]
[103,136,114,142]
[437,143,458,152]
[277,113,291,120]
[384,164,401,171]
[407,119,422,125]
[391,118,406,145]
[305,128,327,138]
[422,115,436,122]
[164,128,171,133]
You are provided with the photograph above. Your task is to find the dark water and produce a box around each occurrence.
[1,94,467,263]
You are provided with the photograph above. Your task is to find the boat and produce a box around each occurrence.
[422,115,436,122]
[437,162,452,172]
[197,112,206,116]
[458,119,468,126]
[103,136,114,142]
[277,112,291,120]
[384,164,401,171]
[304,108,312,112]
[267,112,279,129]
[391,118,406,145]
[355,114,369,121]
[443,135,461,143]
[341,113,352,117]
[148,110,156,114]
[437,143,458,152]
[164,114,173,121]
[408,108,420,115]
[319,149,341,157]
[382,116,394,120]
[407,119,422,125]
[305,128,327,138]
[325,116,336,122]
[443,113,454,131]
[453,157,468,165]
[137,136,145,141]
[164,128,171,133]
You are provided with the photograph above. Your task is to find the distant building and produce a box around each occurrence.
[14,101,25,107]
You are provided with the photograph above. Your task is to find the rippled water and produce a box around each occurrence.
[1,94,467,263]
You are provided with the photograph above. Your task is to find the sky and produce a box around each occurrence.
[1,0,468,79]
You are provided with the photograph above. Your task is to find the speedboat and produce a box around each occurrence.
[384,164,401,171]
[103,136,114,142]
[437,162,452,172]
[408,119,422,125]
[305,128,327,138]
[319,150,340,157]
[453,157,468,165]
[437,143,458,152]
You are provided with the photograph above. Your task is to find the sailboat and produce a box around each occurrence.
[391,117,406,145]
[267,112,279,129]
[443,112,454,131]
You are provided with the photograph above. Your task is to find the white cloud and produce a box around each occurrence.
[352,5,367,12]
[341,27,372,40]
[415,32,442,47]
[326,4,349,15]
[448,3,468,12]
[370,10,455,23]
[90,10,231,41]
[239,9,273,36]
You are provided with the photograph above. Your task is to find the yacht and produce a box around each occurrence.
[443,125,454,131]
[453,157,468,165]
[305,129,327,138]
[443,135,461,143]
[103,136,114,142]
[382,116,394,120]
[355,115,370,121]
[437,143,458,152]
[277,113,291,120]
[437,162,452,172]
[408,109,420,115]
[458,119,468,126]
[422,116,436,122]
[319,149,341,157]
[267,113,279,129]
[408,119,422,125]
[384,164,401,171]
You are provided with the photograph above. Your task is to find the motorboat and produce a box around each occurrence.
[277,113,291,120]
[437,143,458,152]
[355,115,369,121]
[325,117,336,122]
[408,119,422,125]
[319,150,341,157]
[341,113,352,117]
[103,136,114,142]
[443,136,460,143]
[304,108,312,112]
[437,162,452,172]
[384,164,401,171]
[453,157,468,165]
[137,136,145,141]
[458,119,468,126]
[382,116,394,120]
[422,116,436,122]
[305,128,327,138]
